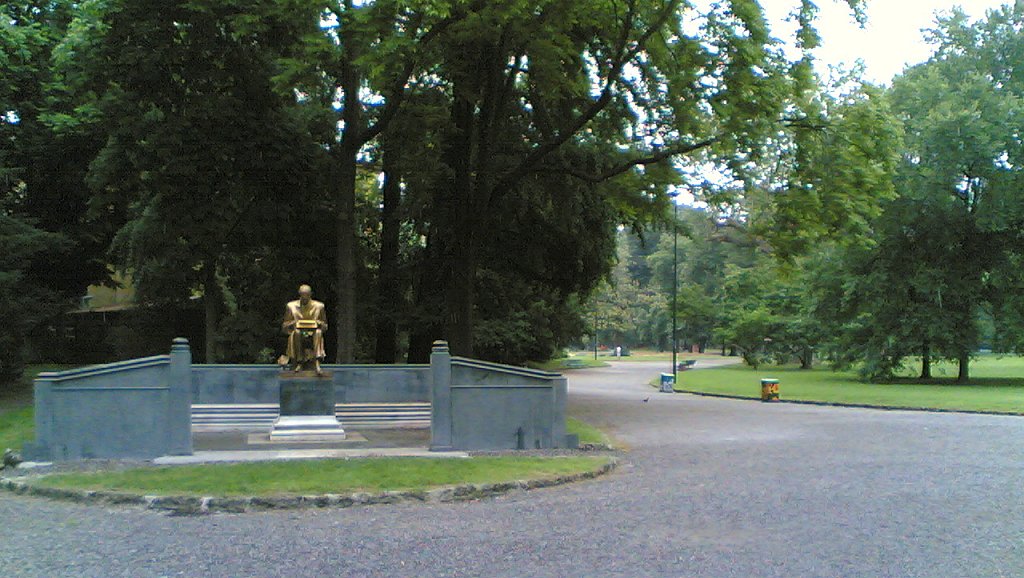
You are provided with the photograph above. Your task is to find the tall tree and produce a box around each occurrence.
[59,0,323,362]
[282,1,461,363]
[0,210,67,384]
[809,203,968,381]
[886,6,1024,382]
[2,2,110,293]
[811,5,1024,382]
[14,0,905,370]
[1,0,106,381]
[404,0,870,358]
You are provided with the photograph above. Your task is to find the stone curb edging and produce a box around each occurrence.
[672,389,1024,417]
[578,443,616,452]
[0,459,617,515]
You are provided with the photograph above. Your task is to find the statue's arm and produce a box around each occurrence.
[318,304,328,331]
[282,305,296,334]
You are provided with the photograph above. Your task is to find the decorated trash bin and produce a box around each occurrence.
[760,378,780,401]
[660,373,675,393]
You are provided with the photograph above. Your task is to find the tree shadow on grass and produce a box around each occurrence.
[885,377,1024,388]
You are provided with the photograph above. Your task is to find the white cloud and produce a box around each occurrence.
[761,0,1010,84]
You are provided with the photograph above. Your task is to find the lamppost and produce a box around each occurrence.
[671,191,680,383]
[660,191,680,393]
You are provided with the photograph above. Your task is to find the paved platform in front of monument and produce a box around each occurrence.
[155,447,468,465]
[3,360,1022,578]
[194,427,430,452]
[152,427,464,464]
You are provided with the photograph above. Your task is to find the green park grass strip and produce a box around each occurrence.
[566,416,610,446]
[560,349,730,363]
[29,456,612,497]
[1,365,80,451]
[674,359,1024,414]
[0,406,33,452]
[529,357,609,371]
[612,351,727,363]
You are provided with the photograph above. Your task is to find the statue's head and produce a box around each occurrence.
[298,284,313,303]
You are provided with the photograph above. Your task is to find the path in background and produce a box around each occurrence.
[2,360,1023,577]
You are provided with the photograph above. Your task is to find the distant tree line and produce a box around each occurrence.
[594,4,1024,383]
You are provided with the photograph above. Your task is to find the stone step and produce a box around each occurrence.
[270,416,346,441]
[193,404,279,411]
[341,420,431,428]
[271,415,344,431]
[335,412,430,419]
[191,403,431,431]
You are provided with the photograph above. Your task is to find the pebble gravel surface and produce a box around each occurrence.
[3,360,1023,577]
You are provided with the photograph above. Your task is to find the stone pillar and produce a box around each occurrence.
[167,337,193,455]
[552,376,569,448]
[24,378,54,460]
[430,340,453,451]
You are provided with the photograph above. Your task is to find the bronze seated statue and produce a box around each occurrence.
[279,284,327,374]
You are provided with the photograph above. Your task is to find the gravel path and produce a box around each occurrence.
[3,360,1023,577]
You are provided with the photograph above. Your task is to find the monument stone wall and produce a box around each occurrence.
[26,338,573,461]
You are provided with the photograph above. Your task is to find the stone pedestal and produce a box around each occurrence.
[280,372,335,416]
[270,372,346,441]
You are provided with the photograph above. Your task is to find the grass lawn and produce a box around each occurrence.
[675,356,1024,414]
[0,406,33,452]
[30,456,612,497]
[0,364,76,452]
[577,349,730,363]
[529,356,609,371]
[566,416,610,446]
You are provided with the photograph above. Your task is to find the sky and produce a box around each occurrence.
[761,0,1013,85]
[674,1,1014,205]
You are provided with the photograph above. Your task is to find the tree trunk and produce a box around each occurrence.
[405,250,444,363]
[436,37,513,359]
[405,221,447,363]
[333,18,362,364]
[334,147,358,363]
[374,134,402,363]
[203,262,218,363]
[920,342,932,380]
[445,252,476,356]
[799,346,813,369]
[441,92,477,357]
[957,351,970,384]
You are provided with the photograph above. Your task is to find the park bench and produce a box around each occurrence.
[676,359,697,371]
